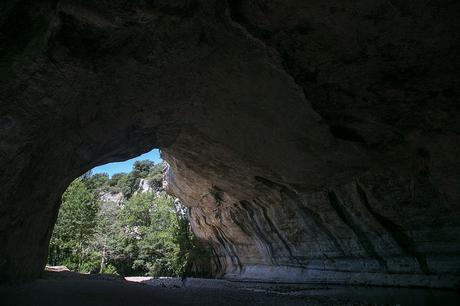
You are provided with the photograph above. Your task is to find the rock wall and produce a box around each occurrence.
[163,130,460,288]
[1,0,459,287]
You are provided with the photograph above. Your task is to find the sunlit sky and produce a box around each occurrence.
[91,149,162,177]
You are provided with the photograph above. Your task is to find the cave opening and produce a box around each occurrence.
[45,149,201,278]
[1,0,460,304]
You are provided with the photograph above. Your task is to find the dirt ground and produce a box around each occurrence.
[0,271,458,306]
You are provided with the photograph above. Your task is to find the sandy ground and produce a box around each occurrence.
[0,271,459,306]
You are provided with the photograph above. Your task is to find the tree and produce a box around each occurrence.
[129,194,184,276]
[109,173,127,187]
[120,192,154,228]
[48,178,100,272]
[146,162,164,189]
[83,172,109,191]
[115,193,189,276]
[133,160,155,178]
[92,201,121,273]
[112,173,137,198]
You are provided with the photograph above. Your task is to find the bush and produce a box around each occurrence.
[102,264,119,275]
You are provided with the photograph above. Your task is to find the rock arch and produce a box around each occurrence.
[1,0,459,287]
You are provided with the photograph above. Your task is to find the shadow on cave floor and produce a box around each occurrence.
[0,271,459,306]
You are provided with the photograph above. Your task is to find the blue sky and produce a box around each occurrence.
[91,149,162,177]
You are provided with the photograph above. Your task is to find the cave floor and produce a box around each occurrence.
[0,272,459,306]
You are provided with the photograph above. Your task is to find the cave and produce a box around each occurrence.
[1,0,460,295]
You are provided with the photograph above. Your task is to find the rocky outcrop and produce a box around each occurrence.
[99,191,124,206]
[136,179,153,194]
[0,0,459,287]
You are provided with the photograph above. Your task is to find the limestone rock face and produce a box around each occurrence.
[136,179,153,194]
[1,0,459,287]
[99,191,124,206]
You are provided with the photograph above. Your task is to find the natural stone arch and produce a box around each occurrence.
[1,0,459,288]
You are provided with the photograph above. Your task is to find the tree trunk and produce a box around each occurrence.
[78,228,83,272]
[100,247,106,273]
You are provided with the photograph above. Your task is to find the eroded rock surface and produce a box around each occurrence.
[1,0,459,287]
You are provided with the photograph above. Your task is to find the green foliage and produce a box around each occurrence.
[133,160,155,178]
[112,193,190,276]
[102,264,119,275]
[128,194,185,276]
[83,172,110,191]
[109,173,127,187]
[120,193,155,228]
[48,159,202,277]
[48,178,100,272]
[146,163,164,189]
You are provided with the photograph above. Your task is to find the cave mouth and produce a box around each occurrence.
[46,149,203,278]
[1,0,459,298]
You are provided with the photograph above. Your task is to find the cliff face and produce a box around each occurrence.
[1,0,459,287]
[163,131,460,287]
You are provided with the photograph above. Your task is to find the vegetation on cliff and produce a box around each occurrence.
[47,160,204,276]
